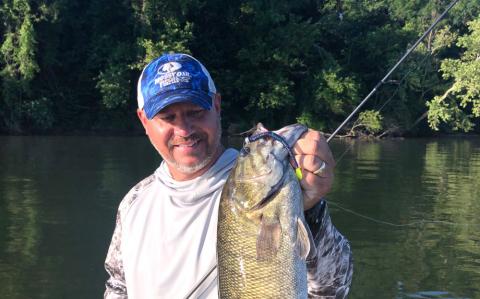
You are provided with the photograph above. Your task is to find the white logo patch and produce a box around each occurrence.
[154,62,191,87]
[159,62,182,73]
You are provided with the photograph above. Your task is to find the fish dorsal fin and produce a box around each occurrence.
[238,123,267,137]
[256,215,282,261]
[295,217,317,260]
[252,122,269,135]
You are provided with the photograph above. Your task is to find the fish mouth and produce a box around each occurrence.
[235,154,280,182]
[233,156,286,211]
[235,168,273,182]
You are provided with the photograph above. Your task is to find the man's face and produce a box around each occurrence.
[138,95,223,180]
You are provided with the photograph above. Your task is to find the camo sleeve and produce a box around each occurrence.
[104,207,128,299]
[304,200,353,299]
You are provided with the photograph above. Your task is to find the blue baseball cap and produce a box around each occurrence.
[137,53,217,119]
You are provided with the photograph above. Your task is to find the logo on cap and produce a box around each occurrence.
[154,62,191,88]
[158,62,182,74]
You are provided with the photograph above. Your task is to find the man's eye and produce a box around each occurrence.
[159,115,175,122]
[190,110,204,117]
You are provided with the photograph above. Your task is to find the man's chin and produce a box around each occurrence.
[168,155,213,175]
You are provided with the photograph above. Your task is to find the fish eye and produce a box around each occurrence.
[240,146,251,157]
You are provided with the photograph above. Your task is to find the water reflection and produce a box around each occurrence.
[330,137,480,299]
[0,136,160,298]
[0,136,479,298]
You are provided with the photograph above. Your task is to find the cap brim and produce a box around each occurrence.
[144,89,213,119]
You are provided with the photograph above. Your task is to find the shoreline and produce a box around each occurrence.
[1,128,479,139]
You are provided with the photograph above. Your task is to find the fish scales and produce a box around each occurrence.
[217,123,313,298]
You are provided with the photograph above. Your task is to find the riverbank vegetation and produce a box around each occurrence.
[1,0,479,136]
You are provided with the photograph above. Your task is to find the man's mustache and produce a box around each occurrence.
[169,133,206,147]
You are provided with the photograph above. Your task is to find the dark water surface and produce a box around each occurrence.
[0,136,479,298]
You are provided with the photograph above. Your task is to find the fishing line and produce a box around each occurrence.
[333,140,356,164]
[376,52,432,114]
[328,200,480,228]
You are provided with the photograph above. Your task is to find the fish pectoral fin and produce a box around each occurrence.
[256,216,282,261]
[295,218,317,260]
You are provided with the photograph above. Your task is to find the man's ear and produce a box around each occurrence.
[213,93,221,115]
[137,109,149,134]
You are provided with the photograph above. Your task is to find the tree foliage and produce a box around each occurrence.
[0,0,479,135]
[0,0,41,132]
[427,19,480,132]
[349,110,383,136]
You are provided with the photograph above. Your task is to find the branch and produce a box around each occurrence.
[376,126,399,138]
[436,85,456,102]
[323,133,356,139]
[348,123,364,135]
[409,111,428,130]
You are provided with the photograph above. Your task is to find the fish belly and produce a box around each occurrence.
[217,177,308,298]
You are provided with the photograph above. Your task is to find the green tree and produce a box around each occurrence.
[188,0,360,131]
[97,0,194,113]
[349,110,383,136]
[427,19,480,132]
[0,0,479,135]
[0,0,42,132]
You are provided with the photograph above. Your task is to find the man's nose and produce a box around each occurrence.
[173,115,194,137]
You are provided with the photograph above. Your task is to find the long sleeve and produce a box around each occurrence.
[304,200,353,299]
[104,210,128,299]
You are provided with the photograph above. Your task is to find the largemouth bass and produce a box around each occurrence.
[217,123,316,298]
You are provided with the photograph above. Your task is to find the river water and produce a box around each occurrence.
[0,136,479,298]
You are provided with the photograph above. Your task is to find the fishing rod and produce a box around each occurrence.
[326,0,461,143]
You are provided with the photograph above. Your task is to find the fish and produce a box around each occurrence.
[217,123,316,298]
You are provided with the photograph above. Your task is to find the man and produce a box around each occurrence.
[104,53,353,298]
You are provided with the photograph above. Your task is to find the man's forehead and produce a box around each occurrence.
[156,101,207,114]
